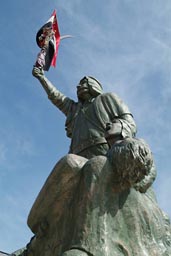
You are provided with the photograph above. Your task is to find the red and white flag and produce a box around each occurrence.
[36,10,60,70]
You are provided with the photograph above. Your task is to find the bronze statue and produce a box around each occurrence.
[10,69,171,256]
[32,67,136,158]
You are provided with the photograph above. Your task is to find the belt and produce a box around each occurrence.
[71,137,107,154]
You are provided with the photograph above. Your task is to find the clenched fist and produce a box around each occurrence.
[32,66,44,80]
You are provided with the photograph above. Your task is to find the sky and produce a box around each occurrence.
[0,0,171,253]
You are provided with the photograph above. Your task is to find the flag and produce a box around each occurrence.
[36,10,60,71]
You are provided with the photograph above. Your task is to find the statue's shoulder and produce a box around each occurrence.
[96,92,121,104]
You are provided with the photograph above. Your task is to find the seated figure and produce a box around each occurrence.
[11,70,171,256]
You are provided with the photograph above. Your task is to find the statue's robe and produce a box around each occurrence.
[27,154,171,256]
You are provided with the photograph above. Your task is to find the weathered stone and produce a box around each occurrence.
[21,154,171,256]
[0,251,9,256]
[10,72,171,256]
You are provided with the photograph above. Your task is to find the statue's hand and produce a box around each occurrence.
[32,66,44,80]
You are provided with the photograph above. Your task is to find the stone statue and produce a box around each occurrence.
[11,68,171,256]
[32,67,137,158]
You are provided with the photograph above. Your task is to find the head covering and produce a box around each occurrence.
[79,76,103,97]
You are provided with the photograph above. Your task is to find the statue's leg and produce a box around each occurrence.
[28,154,88,233]
[62,249,89,256]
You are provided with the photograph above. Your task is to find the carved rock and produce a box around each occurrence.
[16,152,171,256]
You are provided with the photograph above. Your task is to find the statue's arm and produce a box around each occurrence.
[115,94,137,138]
[105,93,137,145]
[32,67,74,116]
[118,112,137,138]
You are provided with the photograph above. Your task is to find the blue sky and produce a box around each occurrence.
[0,0,171,253]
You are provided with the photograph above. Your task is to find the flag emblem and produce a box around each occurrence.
[35,10,60,71]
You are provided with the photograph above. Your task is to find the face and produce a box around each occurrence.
[77,80,91,101]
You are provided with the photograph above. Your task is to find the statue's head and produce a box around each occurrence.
[107,138,154,190]
[77,76,103,101]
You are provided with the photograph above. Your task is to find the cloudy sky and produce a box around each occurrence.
[0,0,171,253]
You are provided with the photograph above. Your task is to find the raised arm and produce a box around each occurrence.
[32,67,74,116]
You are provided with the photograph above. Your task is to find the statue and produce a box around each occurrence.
[32,67,137,158]
[11,69,171,256]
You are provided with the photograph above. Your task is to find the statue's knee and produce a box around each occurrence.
[62,249,89,256]
[62,154,88,170]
